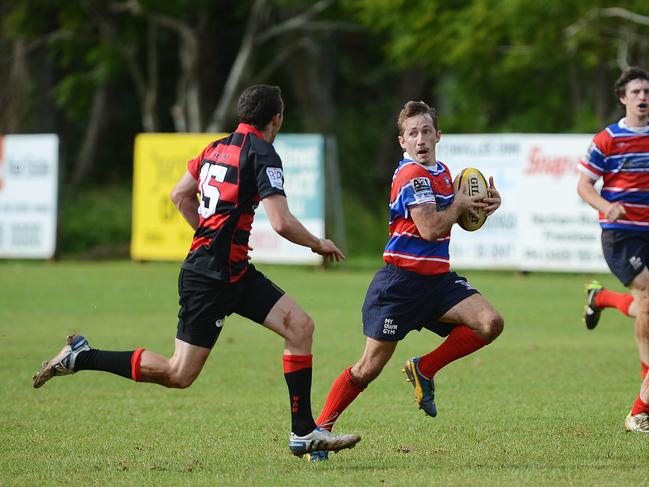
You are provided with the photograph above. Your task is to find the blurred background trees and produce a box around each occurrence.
[1,0,648,256]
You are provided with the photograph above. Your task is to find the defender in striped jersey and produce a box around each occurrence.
[311,101,504,456]
[578,66,649,434]
[32,85,360,456]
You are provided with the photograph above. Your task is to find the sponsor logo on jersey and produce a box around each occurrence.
[266,167,284,190]
[412,177,434,203]
[412,177,432,193]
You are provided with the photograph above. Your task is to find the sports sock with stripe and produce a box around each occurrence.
[283,354,317,436]
[417,325,488,379]
[316,367,366,431]
[74,349,139,380]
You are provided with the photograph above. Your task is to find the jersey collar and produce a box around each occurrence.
[400,152,441,171]
[618,117,649,134]
[236,123,265,140]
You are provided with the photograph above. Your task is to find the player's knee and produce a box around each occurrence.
[636,292,649,315]
[165,366,199,389]
[481,312,504,342]
[287,313,315,347]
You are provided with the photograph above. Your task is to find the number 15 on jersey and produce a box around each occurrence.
[198,164,227,218]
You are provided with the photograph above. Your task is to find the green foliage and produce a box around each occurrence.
[343,192,388,256]
[346,0,649,133]
[58,185,132,255]
[5,0,649,256]
[2,263,648,485]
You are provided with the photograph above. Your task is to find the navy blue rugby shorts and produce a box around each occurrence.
[176,264,285,349]
[601,229,649,286]
[362,264,479,341]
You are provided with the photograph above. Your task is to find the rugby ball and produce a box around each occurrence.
[452,167,488,231]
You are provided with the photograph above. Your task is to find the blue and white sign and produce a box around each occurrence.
[0,134,59,259]
[250,134,325,264]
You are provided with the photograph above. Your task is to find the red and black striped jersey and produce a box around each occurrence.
[181,123,286,282]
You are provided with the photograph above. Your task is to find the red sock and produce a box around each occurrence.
[315,367,365,431]
[642,362,648,380]
[417,325,488,378]
[631,395,649,416]
[131,348,145,382]
[594,290,633,316]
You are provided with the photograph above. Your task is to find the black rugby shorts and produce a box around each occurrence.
[176,264,284,348]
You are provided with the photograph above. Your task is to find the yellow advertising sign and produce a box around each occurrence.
[130,133,225,261]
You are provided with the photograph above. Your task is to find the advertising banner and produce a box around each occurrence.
[437,134,608,272]
[131,133,325,264]
[437,135,522,269]
[517,135,606,272]
[0,134,59,259]
[131,133,218,261]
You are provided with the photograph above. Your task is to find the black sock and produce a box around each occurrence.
[75,349,134,380]
[284,368,317,436]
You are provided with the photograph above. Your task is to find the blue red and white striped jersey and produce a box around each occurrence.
[182,123,286,282]
[579,118,649,231]
[383,155,455,274]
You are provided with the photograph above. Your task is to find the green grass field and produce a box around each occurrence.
[1,261,648,486]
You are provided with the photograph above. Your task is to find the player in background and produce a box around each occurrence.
[578,66,649,434]
[32,84,361,457]
[306,100,504,461]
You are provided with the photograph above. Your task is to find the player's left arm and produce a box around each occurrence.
[484,176,501,216]
[170,170,200,230]
[262,194,345,262]
[411,180,485,240]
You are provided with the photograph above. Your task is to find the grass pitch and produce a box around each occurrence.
[1,261,647,486]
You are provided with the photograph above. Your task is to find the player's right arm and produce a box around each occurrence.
[170,170,200,230]
[577,172,626,222]
[411,180,485,241]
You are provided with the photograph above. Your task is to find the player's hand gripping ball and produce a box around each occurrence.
[453,167,488,231]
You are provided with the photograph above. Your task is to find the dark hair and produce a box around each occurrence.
[237,85,283,129]
[397,100,438,135]
[614,66,649,99]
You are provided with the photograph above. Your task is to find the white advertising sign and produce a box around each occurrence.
[0,135,59,259]
[517,135,607,272]
[437,134,608,272]
[437,135,522,269]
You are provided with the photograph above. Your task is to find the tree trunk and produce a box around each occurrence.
[206,0,269,132]
[71,84,108,187]
[287,37,335,132]
[1,39,28,133]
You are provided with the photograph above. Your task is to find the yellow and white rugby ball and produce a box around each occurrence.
[452,167,488,231]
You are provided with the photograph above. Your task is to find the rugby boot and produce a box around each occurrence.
[289,426,360,457]
[32,335,90,388]
[624,411,649,434]
[403,357,437,417]
[583,280,603,330]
